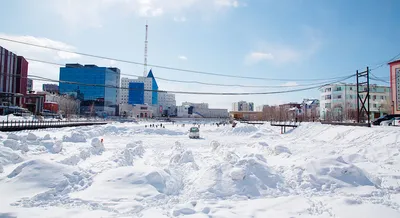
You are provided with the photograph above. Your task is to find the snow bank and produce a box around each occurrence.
[27,133,37,141]
[303,156,380,190]
[0,146,24,167]
[7,159,89,189]
[116,141,146,166]
[193,154,282,198]
[221,124,259,136]
[40,140,63,154]
[3,139,29,152]
[90,138,105,155]
[62,132,87,143]
[140,128,185,136]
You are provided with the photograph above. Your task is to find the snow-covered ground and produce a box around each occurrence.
[0,122,399,218]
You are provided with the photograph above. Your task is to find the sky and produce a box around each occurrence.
[0,0,399,109]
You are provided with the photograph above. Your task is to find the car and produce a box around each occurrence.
[372,114,400,125]
[380,117,400,126]
[189,127,200,139]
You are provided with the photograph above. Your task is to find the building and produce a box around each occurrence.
[300,99,320,121]
[232,101,254,112]
[0,46,28,106]
[119,103,153,118]
[41,91,81,116]
[177,102,229,118]
[389,59,400,114]
[27,79,33,92]
[229,111,263,121]
[319,83,390,121]
[120,69,159,106]
[42,84,59,93]
[59,64,120,116]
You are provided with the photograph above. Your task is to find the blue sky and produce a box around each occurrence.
[0,0,399,109]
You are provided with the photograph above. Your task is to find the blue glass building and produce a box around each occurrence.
[128,82,144,105]
[59,64,120,116]
[147,70,158,105]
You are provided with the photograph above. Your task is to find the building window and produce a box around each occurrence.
[337,95,342,99]
[381,96,384,100]
[325,95,331,100]
[325,103,331,108]
[373,95,376,100]
[349,87,353,90]
[373,104,377,108]
[336,87,342,91]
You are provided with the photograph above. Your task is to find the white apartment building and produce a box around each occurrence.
[232,101,254,111]
[120,77,153,105]
[319,83,390,121]
[158,92,176,108]
[177,102,229,118]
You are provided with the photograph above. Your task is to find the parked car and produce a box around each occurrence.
[380,117,400,126]
[372,114,400,125]
[189,127,200,139]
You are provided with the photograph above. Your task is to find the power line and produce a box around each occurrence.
[25,57,351,89]
[22,73,355,96]
[0,37,352,82]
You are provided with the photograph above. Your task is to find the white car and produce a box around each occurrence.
[380,117,400,126]
[189,127,200,139]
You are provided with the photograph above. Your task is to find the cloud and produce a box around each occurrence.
[178,56,188,61]
[244,27,322,65]
[174,16,187,22]
[245,52,274,64]
[48,0,244,28]
[281,82,299,87]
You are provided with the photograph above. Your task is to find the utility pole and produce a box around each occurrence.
[356,67,370,125]
[144,21,148,77]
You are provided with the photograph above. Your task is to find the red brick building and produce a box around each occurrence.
[0,46,28,106]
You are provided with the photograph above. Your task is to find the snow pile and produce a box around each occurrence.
[2,139,29,152]
[0,146,23,170]
[221,124,259,136]
[140,128,185,136]
[26,133,37,141]
[40,140,63,154]
[62,132,87,143]
[6,159,91,208]
[303,156,380,190]
[90,138,105,155]
[115,141,145,166]
[192,154,282,198]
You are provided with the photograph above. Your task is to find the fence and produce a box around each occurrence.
[0,120,108,132]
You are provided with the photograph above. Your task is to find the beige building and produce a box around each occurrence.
[389,59,400,114]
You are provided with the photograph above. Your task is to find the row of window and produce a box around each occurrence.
[324,94,387,100]
[324,86,388,93]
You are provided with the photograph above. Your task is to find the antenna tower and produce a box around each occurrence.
[144,21,148,77]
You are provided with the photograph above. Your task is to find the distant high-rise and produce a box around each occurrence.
[232,101,254,112]
[120,69,159,106]
[42,84,59,93]
[59,64,120,116]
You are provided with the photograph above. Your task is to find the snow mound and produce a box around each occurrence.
[7,133,20,140]
[42,134,51,140]
[63,132,87,143]
[3,139,29,152]
[0,164,3,173]
[9,160,92,208]
[60,155,81,166]
[140,128,185,136]
[119,142,146,166]
[90,138,105,155]
[193,155,282,198]
[72,166,181,200]
[274,145,291,155]
[304,156,380,190]
[7,159,89,189]
[40,140,63,153]
[27,133,37,141]
[0,146,24,166]
[221,125,259,135]
[170,150,195,165]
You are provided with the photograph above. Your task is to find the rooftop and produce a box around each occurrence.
[388,59,400,65]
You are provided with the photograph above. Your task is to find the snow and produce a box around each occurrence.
[0,122,399,217]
